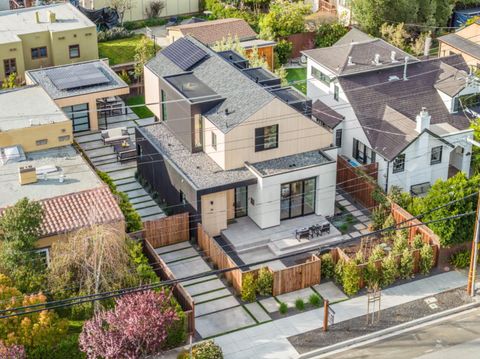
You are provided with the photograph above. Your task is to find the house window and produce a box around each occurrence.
[335,129,342,147]
[161,90,167,121]
[58,135,70,142]
[179,190,187,205]
[393,154,405,173]
[62,103,90,132]
[311,67,331,85]
[211,131,217,150]
[34,248,50,267]
[36,139,48,146]
[3,58,16,77]
[352,138,375,164]
[31,46,47,59]
[255,124,279,152]
[334,84,339,101]
[137,143,143,157]
[69,45,80,59]
[193,114,203,151]
[431,146,443,165]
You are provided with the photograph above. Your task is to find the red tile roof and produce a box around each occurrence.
[170,18,257,45]
[1,186,125,237]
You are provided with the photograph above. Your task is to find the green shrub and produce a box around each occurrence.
[256,267,273,296]
[181,340,223,359]
[321,253,335,279]
[392,230,409,256]
[334,259,345,286]
[354,250,364,264]
[382,214,396,240]
[164,305,187,349]
[412,234,424,249]
[339,223,349,233]
[274,39,292,65]
[129,241,158,283]
[381,254,398,287]
[399,248,414,279]
[371,205,388,230]
[308,293,322,307]
[342,261,361,296]
[98,27,133,42]
[279,301,288,314]
[241,273,257,302]
[370,245,385,261]
[364,258,381,289]
[450,249,471,269]
[315,22,349,47]
[124,18,167,30]
[419,244,434,275]
[295,298,305,311]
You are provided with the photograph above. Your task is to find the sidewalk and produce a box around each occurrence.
[214,271,467,359]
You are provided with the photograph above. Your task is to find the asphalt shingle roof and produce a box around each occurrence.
[438,32,480,60]
[334,28,372,46]
[311,99,344,129]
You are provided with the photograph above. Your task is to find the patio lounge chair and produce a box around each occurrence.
[295,227,310,241]
[320,223,331,236]
[101,127,129,145]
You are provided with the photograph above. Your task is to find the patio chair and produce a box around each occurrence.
[295,227,310,241]
[320,223,331,236]
[101,127,129,145]
[309,224,321,238]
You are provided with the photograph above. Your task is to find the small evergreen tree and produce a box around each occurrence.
[381,253,398,287]
[342,261,361,296]
[256,267,273,296]
[420,244,434,275]
[241,273,257,302]
[399,248,414,279]
[321,253,335,279]
[392,230,409,256]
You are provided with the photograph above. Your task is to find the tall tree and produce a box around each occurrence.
[258,0,311,39]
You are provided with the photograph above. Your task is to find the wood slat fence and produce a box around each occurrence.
[144,212,189,248]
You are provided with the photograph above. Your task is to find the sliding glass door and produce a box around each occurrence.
[280,178,316,220]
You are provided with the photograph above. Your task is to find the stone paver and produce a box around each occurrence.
[358,215,369,222]
[129,196,153,205]
[196,306,256,338]
[245,302,271,323]
[107,168,137,180]
[313,282,348,303]
[132,201,158,210]
[182,274,218,287]
[137,206,163,217]
[96,161,136,173]
[195,296,241,317]
[124,188,150,199]
[114,178,136,186]
[167,257,211,278]
[185,279,226,297]
[353,223,366,230]
[117,181,142,192]
[275,287,316,307]
[159,247,199,263]
[155,242,192,254]
[194,288,232,303]
[259,297,280,313]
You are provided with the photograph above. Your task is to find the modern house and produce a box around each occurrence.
[80,0,199,22]
[26,59,129,133]
[0,3,99,84]
[166,18,276,70]
[303,30,475,194]
[138,36,337,240]
[0,86,125,258]
[438,21,480,68]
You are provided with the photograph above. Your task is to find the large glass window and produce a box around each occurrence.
[311,67,331,85]
[393,154,405,173]
[3,58,16,77]
[353,138,376,165]
[335,129,342,147]
[334,84,339,101]
[161,90,167,121]
[31,47,47,59]
[62,103,90,132]
[431,146,442,165]
[255,124,278,152]
[280,178,316,220]
[234,187,248,218]
[211,131,217,150]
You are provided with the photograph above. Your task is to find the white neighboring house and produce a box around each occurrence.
[303,29,476,195]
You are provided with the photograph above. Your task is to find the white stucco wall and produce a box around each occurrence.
[247,161,337,229]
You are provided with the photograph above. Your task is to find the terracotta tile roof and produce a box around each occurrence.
[1,186,124,237]
[169,18,257,45]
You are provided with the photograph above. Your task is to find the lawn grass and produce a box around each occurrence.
[286,67,307,94]
[98,35,156,65]
[126,95,154,119]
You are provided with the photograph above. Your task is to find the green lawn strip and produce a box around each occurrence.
[125,95,154,119]
[286,68,307,94]
[98,35,154,65]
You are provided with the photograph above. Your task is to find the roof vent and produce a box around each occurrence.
[225,108,230,115]
[388,75,400,82]
[347,56,354,66]
[373,53,381,65]
[403,56,409,81]
[391,51,398,63]
[18,166,37,185]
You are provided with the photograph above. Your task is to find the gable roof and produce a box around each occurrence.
[145,36,275,133]
[168,18,257,46]
[302,38,417,76]
[334,28,372,46]
[438,32,480,60]
[338,55,471,160]
[311,99,344,129]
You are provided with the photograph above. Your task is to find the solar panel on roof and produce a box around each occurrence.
[47,64,110,91]
[162,38,209,71]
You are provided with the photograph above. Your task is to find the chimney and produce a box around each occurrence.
[18,166,37,185]
[423,36,432,57]
[373,53,381,65]
[403,56,409,81]
[391,51,398,63]
[416,107,431,133]
[35,11,40,23]
[48,10,56,23]
[347,56,354,66]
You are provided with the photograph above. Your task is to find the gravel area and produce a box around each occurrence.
[288,287,474,354]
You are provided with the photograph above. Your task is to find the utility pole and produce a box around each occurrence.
[467,192,480,296]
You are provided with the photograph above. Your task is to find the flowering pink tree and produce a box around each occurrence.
[0,340,25,359]
[79,290,178,359]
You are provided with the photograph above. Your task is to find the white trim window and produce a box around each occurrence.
[34,248,50,267]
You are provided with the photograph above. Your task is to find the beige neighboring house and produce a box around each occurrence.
[26,59,129,133]
[80,0,199,22]
[438,21,480,68]
[0,3,99,84]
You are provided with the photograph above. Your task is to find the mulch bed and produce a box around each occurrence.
[288,287,474,354]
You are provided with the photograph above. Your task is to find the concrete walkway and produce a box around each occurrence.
[214,271,468,359]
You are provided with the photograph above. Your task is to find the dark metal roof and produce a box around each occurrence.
[217,50,249,69]
[241,67,281,87]
[161,37,209,71]
[270,87,312,116]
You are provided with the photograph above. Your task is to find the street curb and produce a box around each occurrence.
[298,300,480,358]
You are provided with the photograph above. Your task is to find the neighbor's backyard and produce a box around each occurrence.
[98,35,156,65]
[286,67,307,94]
[125,95,154,119]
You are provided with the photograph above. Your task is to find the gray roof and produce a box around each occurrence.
[311,99,344,129]
[302,38,417,76]
[26,60,128,100]
[338,55,471,161]
[334,28,372,46]
[139,123,256,190]
[246,150,334,177]
[145,36,275,133]
[438,33,480,60]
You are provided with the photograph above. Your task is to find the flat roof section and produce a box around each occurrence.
[164,73,222,103]
[247,150,334,177]
[0,145,103,208]
[26,60,129,100]
[271,87,309,104]
[0,86,69,131]
[242,67,280,86]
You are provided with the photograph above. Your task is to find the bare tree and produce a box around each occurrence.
[110,0,133,25]
[145,0,165,18]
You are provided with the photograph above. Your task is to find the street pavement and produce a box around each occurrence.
[320,307,480,359]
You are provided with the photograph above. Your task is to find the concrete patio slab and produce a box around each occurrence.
[132,201,159,210]
[74,132,101,143]
[338,200,350,206]
[129,195,153,204]
[182,274,218,287]
[195,296,240,317]
[353,223,366,230]
[124,188,149,199]
[185,278,226,296]
[117,181,141,192]
[358,215,369,222]
[313,282,348,303]
[78,140,105,151]
[97,161,136,173]
[159,247,199,263]
[275,288,316,307]
[137,206,164,218]
[85,147,114,157]
[113,177,136,186]
[259,297,280,313]
[195,306,256,338]
[194,288,232,303]
[107,168,137,180]
[142,212,166,221]
[167,257,211,278]
[245,302,271,323]
[155,242,192,254]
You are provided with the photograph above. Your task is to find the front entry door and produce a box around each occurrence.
[234,186,248,218]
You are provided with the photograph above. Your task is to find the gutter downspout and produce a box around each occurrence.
[385,161,390,193]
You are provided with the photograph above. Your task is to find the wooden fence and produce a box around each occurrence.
[283,32,316,58]
[142,239,195,334]
[336,156,379,210]
[144,212,189,248]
